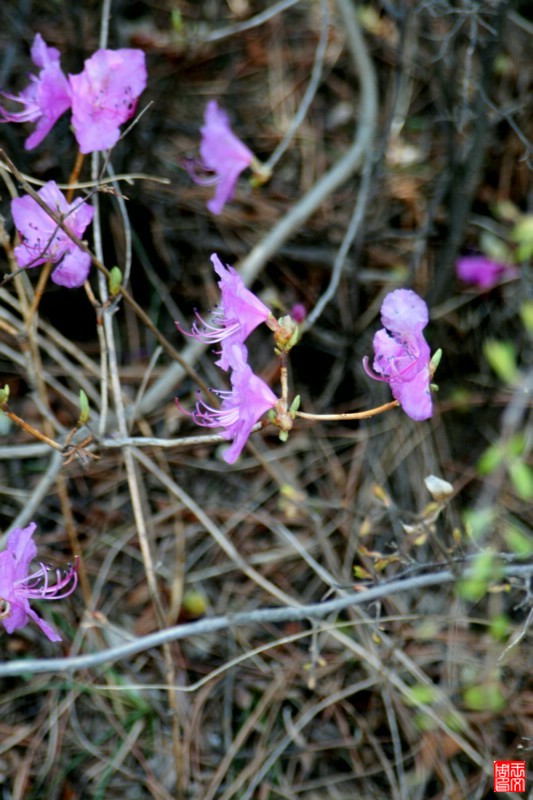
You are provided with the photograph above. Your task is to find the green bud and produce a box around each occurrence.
[289,395,301,415]
[171,8,184,33]
[109,266,123,297]
[279,430,289,443]
[79,390,90,425]
[429,348,442,378]
[0,384,10,406]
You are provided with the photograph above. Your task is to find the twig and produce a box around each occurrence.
[201,0,302,43]
[264,0,330,172]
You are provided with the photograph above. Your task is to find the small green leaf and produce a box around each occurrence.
[507,433,526,458]
[477,443,504,476]
[511,214,533,246]
[520,300,533,334]
[457,549,499,601]
[353,565,372,580]
[463,508,495,541]
[463,682,505,712]
[406,685,437,706]
[171,8,184,33]
[479,231,512,264]
[508,461,533,501]
[483,339,518,384]
[489,614,510,642]
[503,522,533,555]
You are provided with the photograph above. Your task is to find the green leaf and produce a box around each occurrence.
[406,685,437,706]
[511,214,533,246]
[503,522,533,555]
[520,300,533,333]
[508,461,533,501]
[477,443,504,476]
[507,433,526,458]
[463,508,495,541]
[479,231,512,264]
[457,549,499,601]
[463,682,505,712]
[483,339,518,384]
[489,614,510,642]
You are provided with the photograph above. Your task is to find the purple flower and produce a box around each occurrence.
[12,180,94,288]
[363,289,433,421]
[182,343,277,464]
[0,522,78,642]
[0,33,71,150]
[69,48,147,154]
[456,255,518,290]
[197,100,254,215]
[177,253,272,371]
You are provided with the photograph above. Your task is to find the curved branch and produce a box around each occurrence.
[0,562,530,677]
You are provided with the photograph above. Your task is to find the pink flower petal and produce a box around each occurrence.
[69,48,147,154]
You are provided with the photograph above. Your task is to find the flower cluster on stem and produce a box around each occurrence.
[177,254,281,463]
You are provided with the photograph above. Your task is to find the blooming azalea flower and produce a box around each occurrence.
[456,255,518,290]
[69,48,147,154]
[0,522,78,642]
[0,33,71,150]
[11,180,94,288]
[196,100,254,215]
[363,289,433,421]
[177,253,272,371]
[180,343,278,464]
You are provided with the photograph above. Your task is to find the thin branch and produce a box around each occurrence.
[0,563,531,677]
[264,0,330,172]
[200,0,302,43]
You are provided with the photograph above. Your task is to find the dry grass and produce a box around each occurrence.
[0,1,531,799]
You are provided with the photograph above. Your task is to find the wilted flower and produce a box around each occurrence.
[196,100,254,215]
[12,181,94,288]
[0,33,71,150]
[363,289,433,421]
[0,522,78,642]
[456,255,518,290]
[180,343,277,464]
[176,253,272,371]
[69,48,147,154]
